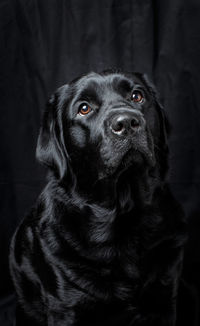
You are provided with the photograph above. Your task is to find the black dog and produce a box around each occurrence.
[10,70,187,325]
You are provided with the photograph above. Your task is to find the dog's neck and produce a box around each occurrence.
[62,165,159,215]
[45,170,164,257]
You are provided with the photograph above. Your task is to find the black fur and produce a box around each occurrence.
[9,70,187,325]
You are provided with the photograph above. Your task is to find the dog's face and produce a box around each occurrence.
[36,71,169,201]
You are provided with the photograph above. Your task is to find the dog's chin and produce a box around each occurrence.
[102,147,155,180]
[114,149,146,177]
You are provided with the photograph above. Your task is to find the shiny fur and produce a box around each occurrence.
[9,70,187,325]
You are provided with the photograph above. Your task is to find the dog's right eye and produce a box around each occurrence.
[78,103,92,116]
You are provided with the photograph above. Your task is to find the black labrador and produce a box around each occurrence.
[10,70,187,326]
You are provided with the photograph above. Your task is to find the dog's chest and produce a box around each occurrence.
[58,240,141,304]
[50,244,141,325]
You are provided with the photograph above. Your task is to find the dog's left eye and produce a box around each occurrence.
[131,90,144,103]
[78,103,92,116]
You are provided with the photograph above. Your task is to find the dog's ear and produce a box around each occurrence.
[135,73,171,179]
[138,73,171,141]
[36,85,69,180]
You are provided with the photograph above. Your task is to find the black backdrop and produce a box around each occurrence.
[0,0,200,325]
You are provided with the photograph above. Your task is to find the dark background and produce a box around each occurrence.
[0,0,200,325]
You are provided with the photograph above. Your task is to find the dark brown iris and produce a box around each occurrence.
[132,90,144,103]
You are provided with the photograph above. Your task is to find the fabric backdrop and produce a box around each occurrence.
[0,0,200,325]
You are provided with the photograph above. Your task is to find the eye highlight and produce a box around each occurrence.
[131,90,144,103]
[78,103,92,116]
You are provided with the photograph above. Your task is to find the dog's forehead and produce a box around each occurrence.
[71,72,140,96]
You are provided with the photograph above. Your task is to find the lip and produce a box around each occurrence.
[105,147,153,180]
[118,148,146,172]
[100,129,156,179]
[121,149,138,168]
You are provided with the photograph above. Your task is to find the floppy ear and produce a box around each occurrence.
[36,86,69,180]
[135,73,171,179]
[139,73,170,140]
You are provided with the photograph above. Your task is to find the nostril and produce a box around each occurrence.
[131,118,140,128]
[114,121,124,132]
[111,118,125,133]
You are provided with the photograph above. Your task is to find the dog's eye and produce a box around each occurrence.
[78,103,92,116]
[131,90,144,103]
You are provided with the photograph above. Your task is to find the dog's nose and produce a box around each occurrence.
[110,113,141,135]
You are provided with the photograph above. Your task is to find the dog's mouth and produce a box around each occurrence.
[99,128,156,179]
[115,147,154,176]
[101,146,155,180]
[121,148,144,168]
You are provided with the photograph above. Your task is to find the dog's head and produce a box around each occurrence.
[36,70,169,206]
